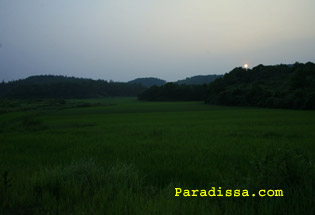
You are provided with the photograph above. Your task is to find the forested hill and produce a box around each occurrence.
[138,62,315,109]
[2,62,315,109]
[137,75,223,101]
[176,74,223,85]
[0,75,146,99]
[205,62,315,109]
[128,75,221,87]
[128,77,166,88]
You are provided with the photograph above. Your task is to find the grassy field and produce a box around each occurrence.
[0,98,314,214]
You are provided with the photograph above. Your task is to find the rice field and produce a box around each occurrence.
[0,98,314,214]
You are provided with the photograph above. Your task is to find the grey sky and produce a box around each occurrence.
[1,0,315,82]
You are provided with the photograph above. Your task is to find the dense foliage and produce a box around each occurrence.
[2,62,315,109]
[128,77,166,88]
[138,83,208,101]
[137,75,221,101]
[205,62,315,109]
[139,62,315,109]
[176,74,223,85]
[0,75,146,99]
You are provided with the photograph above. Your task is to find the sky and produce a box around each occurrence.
[1,0,315,82]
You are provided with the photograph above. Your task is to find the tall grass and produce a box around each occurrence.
[0,98,314,214]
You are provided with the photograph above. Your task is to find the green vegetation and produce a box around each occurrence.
[0,75,146,99]
[176,74,223,85]
[205,62,315,109]
[0,98,314,214]
[2,62,315,109]
[128,77,166,88]
[139,62,315,110]
[127,75,222,87]
[138,83,208,101]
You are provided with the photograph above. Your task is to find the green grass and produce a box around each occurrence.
[0,98,314,214]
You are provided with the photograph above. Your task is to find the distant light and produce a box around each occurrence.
[244,64,249,69]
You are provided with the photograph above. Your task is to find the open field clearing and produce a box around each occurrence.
[0,98,314,214]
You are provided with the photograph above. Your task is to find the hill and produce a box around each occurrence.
[0,75,146,99]
[205,62,315,109]
[128,77,166,88]
[176,74,222,85]
[138,62,315,109]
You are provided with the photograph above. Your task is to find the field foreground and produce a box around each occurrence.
[0,98,314,214]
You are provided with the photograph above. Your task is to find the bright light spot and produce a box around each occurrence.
[244,64,249,69]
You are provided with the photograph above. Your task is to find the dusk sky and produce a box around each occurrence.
[1,0,315,82]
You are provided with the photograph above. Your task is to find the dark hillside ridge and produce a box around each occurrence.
[138,62,315,109]
[128,77,166,88]
[176,74,223,85]
[205,62,315,109]
[138,74,223,101]
[12,75,90,85]
[0,75,146,99]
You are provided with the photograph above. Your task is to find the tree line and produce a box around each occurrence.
[0,75,146,99]
[138,62,315,109]
[2,62,314,109]
[138,83,207,101]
